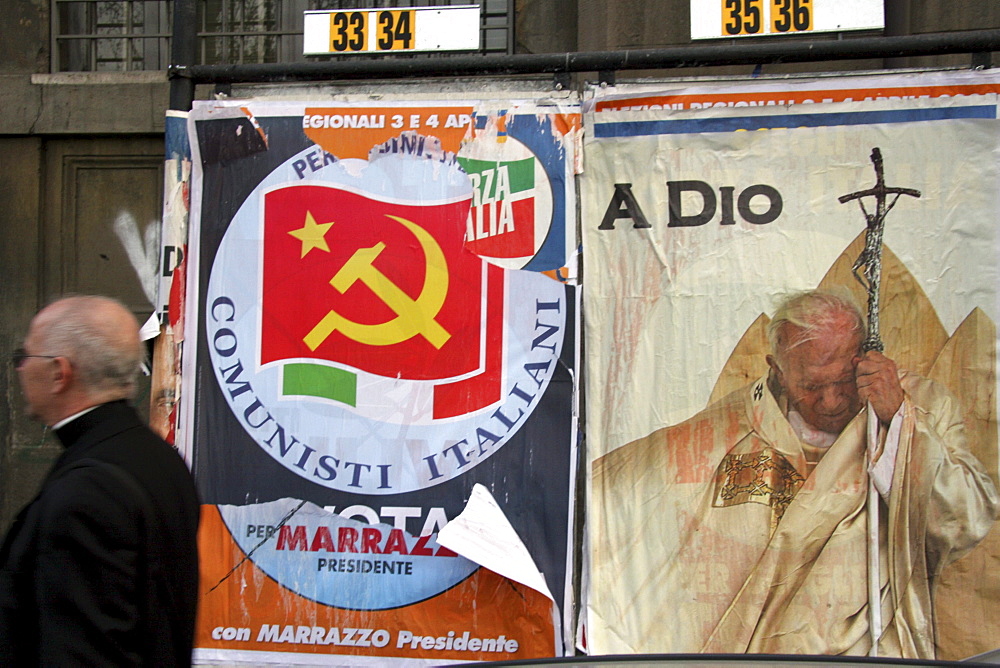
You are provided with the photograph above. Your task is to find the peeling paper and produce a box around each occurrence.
[193,105,269,164]
[140,312,160,341]
[437,483,554,601]
[138,312,159,377]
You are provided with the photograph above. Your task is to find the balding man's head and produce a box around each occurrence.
[20,296,144,424]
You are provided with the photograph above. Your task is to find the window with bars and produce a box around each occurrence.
[52,0,512,72]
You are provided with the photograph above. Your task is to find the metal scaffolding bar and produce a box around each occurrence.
[170,27,1000,86]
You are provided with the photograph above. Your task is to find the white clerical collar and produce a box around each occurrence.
[787,409,838,449]
[52,405,101,431]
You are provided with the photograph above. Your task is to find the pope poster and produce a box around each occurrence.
[583,73,1000,660]
[180,97,579,664]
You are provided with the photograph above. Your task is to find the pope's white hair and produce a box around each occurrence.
[767,289,865,368]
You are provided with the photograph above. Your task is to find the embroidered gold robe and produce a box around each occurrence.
[589,373,998,657]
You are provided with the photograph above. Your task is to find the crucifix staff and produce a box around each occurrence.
[838,148,921,353]
[838,147,920,657]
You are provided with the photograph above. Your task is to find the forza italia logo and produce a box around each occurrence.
[205,144,566,494]
[456,115,556,270]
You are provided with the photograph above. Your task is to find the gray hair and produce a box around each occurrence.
[767,289,865,366]
[37,295,144,399]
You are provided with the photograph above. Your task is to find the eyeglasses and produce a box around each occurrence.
[11,348,59,369]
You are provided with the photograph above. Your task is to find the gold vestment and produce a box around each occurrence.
[589,373,997,657]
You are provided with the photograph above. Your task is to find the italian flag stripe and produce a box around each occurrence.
[283,363,357,406]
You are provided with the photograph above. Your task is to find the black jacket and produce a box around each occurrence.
[0,401,200,666]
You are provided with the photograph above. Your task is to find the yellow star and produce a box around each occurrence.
[288,211,334,258]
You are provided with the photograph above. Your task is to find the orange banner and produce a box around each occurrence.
[195,507,556,661]
[303,107,475,159]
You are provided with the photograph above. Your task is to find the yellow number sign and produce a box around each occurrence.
[722,0,763,36]
[771,0,813,33]
[328,9,416,52]
[376,10,414,51]
[721,0,814,36]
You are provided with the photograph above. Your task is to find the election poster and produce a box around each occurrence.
[583,74,1000,660]
[180,97,580,664]
[151,110,191,444]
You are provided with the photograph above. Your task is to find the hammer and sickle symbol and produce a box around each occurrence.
[304,215,451,351]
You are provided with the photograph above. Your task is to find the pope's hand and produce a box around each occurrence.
[855,350,904,424]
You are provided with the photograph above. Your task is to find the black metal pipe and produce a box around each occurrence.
[169,0,198,110]
[170,28,1000,85]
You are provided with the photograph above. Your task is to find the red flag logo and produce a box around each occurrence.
[260,185,485,382]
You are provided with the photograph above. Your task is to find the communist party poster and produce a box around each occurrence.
[178,97,580,664]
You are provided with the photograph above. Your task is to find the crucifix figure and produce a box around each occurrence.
[838,148,921,352]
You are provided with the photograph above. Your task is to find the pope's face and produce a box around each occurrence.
[771,323,863,434]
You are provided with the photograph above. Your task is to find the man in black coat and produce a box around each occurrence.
[0,295,200,666]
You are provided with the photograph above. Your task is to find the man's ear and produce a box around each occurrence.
[51,356,74,393]
[766,354,781,378]
[766,354,785,397]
